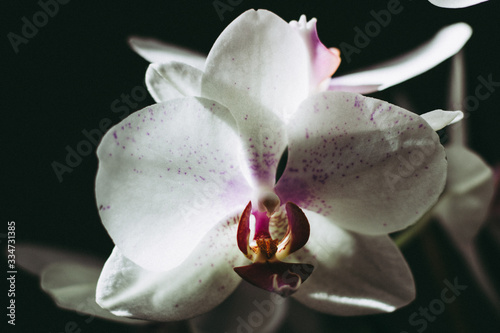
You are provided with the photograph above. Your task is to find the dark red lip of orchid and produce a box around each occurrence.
[234,200,314,296]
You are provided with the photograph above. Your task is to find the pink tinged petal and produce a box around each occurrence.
[96,98,252,271]
[429,0,488,8]
[275,91,447,235]
[253,209,273,240]
[145,62,203,103]
[434,145,495,244]
[275,202,311,260]
[128,36,205,70]
[289,15,341,92]
[201,9,310,187]
[41,262,147,324]
[420,110,463,131]
[97,214,248,321]
[233,262,314,297]
[329,23,472,93]
[290,210,415,316]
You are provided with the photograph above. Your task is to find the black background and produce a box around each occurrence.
[3,0,500,332]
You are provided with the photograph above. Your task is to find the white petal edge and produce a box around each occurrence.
[128,36,206,70]
[290,210,415,316]
[145,62,203,103]
[420,110,464,131]
[329,23,472,93]
[429,0,488,8]
[96,212,247,321]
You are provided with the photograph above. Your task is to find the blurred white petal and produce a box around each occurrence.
[128,36,205,69]
[16,244,146,324]
[329,23,472,93]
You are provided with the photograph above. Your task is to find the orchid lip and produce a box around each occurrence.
[234,262,314,297]
[235,199,313,296]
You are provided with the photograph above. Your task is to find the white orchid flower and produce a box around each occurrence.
[91,9,464,321]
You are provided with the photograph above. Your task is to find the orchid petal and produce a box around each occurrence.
[290,210,415,316]
[289,15,341,92]
[420,109,463,131]
[275,92,447,235]
[96,212,247,321]
[202,9,309,120]
[146,62,203,103]
[234,262,314,297]
[429,0,488,8]
[189,282,289,333]
[329,23,472,93]
[201,9,310,186]
[16,244,145,324]
[434,145,495,243]
[16,243,102,276]
[96,98,252,271]
[128,36,205,69]
[41,262,146,324]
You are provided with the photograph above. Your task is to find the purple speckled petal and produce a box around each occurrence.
[329,23,472,93]
[96,98,252,271]
[290,210,415,316]
[275,91,447,235]
[128,36,205,70]
[96,211,247,321]
[201,9,310,187]
[289,15,341,92]
[429,0,488,8]
[146,62,203,103]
